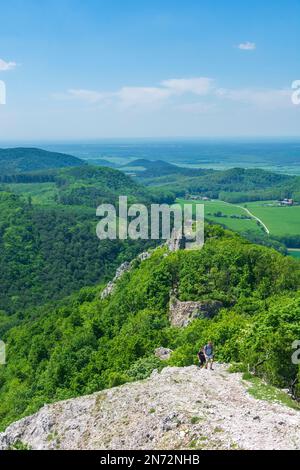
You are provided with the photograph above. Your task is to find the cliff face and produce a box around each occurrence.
[169,298,223,327]
[1,364,300,451]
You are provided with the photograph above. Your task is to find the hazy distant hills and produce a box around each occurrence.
[0,147,85,174]
[86,159,117,168]
[121,160,298,196]
[120,159,209,177]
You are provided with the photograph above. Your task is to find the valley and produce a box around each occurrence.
[0,146,299,445]
[2,0,300,455]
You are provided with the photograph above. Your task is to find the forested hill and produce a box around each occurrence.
[0,225,299,431]
[55,166,152,207]
[0,189,156,315]
[121,159,208,177]
[130,164,300,203]
[0,148,84,173]
[0,163,174,314]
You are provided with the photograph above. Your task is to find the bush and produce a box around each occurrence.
[127,356,164,381]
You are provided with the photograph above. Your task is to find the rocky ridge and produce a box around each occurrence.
[1,364,300,450]
[101,252,151,299]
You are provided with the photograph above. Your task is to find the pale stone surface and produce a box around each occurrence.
[1,364,300,450]
[101,262,131,299]
[101,252,151,300]
[166,228,185,252]
[155,347,173,361]
[169,298,223,327]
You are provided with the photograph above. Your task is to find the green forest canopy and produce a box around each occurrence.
[0,225,299,430]
[0,147,84,174]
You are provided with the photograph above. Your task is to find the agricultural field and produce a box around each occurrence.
[244,201,300,237]
[177,198,264,235]
[178,198,300,249]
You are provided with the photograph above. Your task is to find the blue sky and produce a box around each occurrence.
[0,0,300,140]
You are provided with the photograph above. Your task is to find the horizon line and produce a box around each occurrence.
[1,135,300,145]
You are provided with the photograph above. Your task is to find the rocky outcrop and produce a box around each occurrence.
[169,298,223,327]
[1,365,300,450]
[166,219,204,252]
[101,251,152,300]
[167,228,185,252]
[155,347,173,361]
[101,262,131,299]
[138,252,152,262]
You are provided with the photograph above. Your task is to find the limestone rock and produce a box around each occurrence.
[167,228,185,252]
[101,251,152,300]
[169,298,223,327]
[101,262,131,299]
[155,347,173,361]
[138,252,151,261]
[1,364,300,450]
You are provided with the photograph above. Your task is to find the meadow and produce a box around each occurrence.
[245,201,300,237]
[178,198,300,249]
[178,198,264,235]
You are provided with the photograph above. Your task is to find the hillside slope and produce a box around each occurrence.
[1,364,300,450]
[135,165,300,204]
[0,227,300,431]
[0,148,84,173]
[0,191,152,313]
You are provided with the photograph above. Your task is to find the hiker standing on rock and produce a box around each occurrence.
[204,341,214,370]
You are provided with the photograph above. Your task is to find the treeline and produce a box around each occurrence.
[0,172,56,184]
[218,190,293,204]
[56,166,149,208]
[3,164,299,206]
[274,235,300,249]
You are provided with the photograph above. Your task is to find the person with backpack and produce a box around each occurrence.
[203,341,214,370]
[197,347,206,368]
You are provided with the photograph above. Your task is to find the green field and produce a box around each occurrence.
[178,198,300,246]
[177,198,264,235]
[244,201,300,237]
[289,250,300,259]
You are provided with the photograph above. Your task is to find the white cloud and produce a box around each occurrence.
[215,87,292,109]
[0,59,17,71]
[161,77,214,95]
[116,78,213,108]
[67,89,112,103]
[57,77,292,112]
[237,42,256,51]
[59,77,213,108]
[117,86,172,107]
[175,102,216,114]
